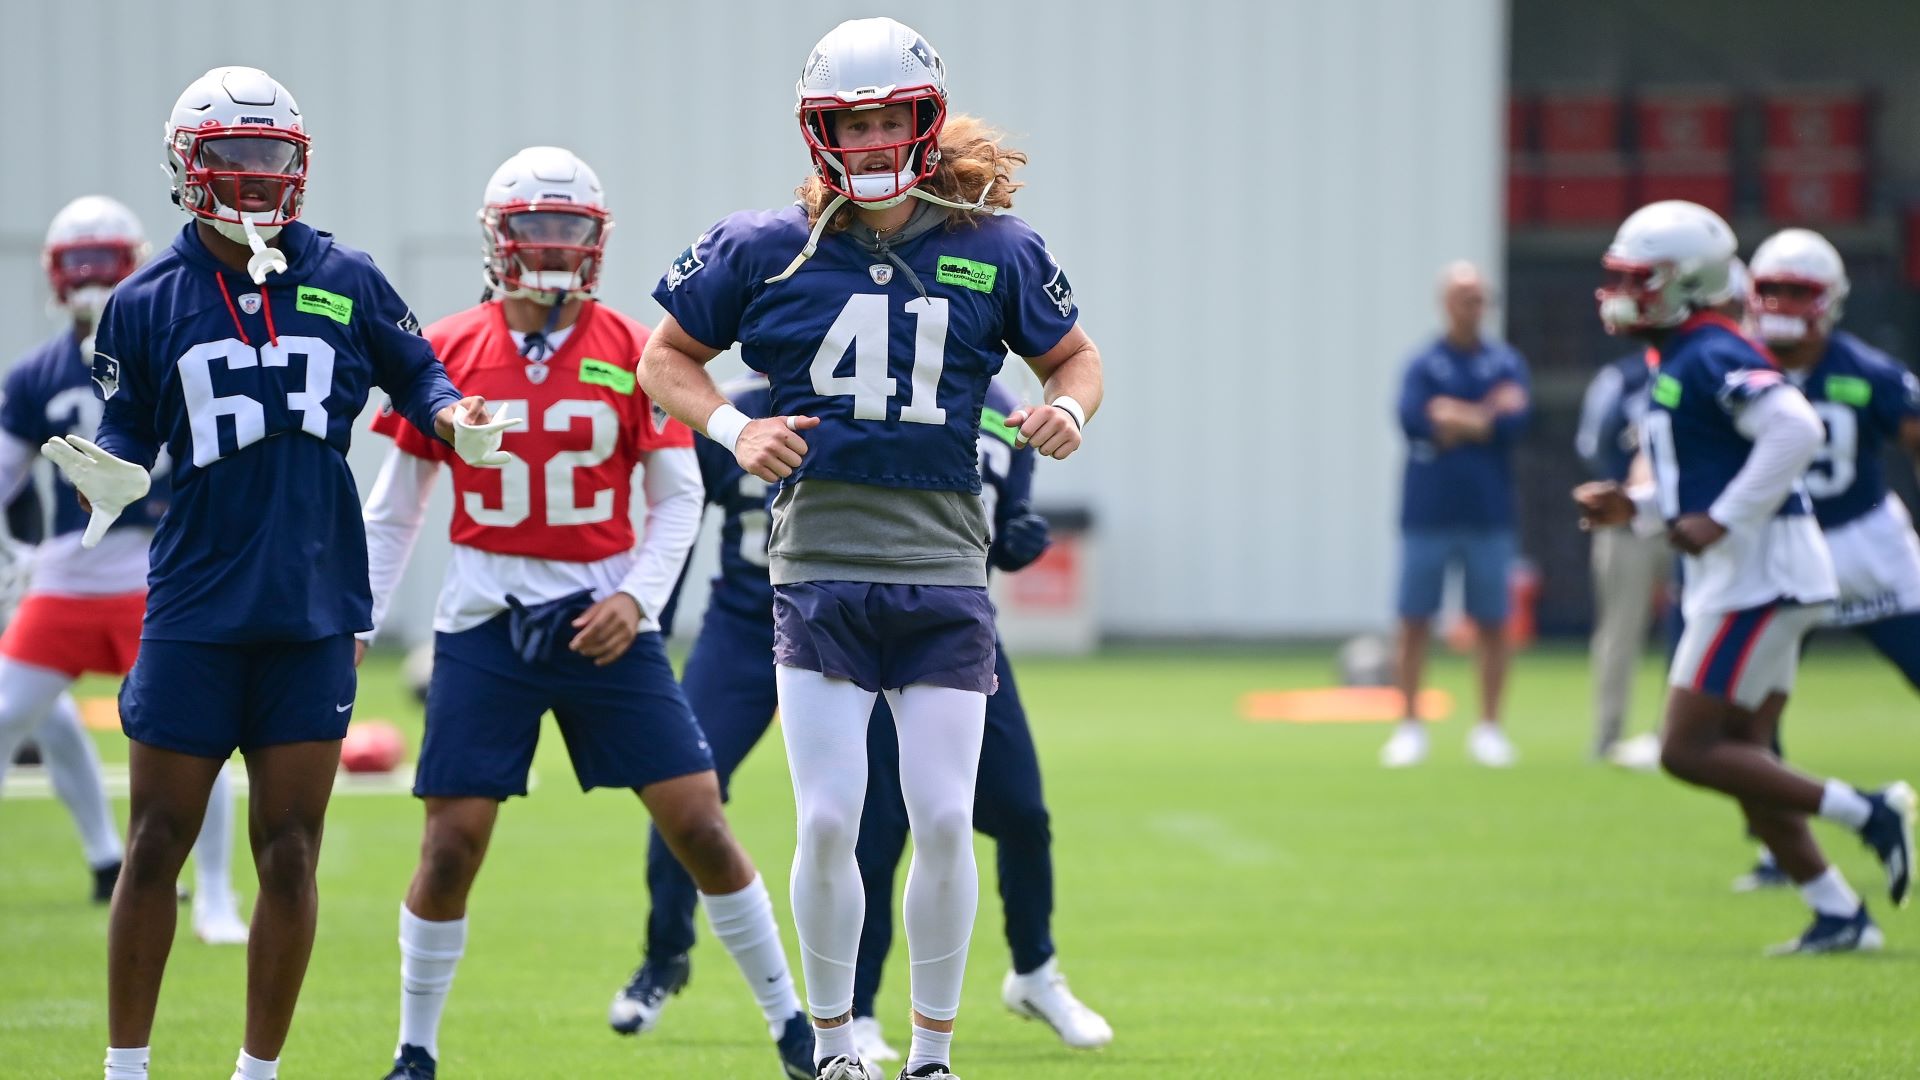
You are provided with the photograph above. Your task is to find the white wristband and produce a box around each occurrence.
[1051,395,1086,430]
[705,403,751,453]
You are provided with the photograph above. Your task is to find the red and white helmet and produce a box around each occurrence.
[164,67,308,243]
[1596,200,1738,335]
[43,195,147,321]
[1748,227,1849,347]
[479,146,611,303]
[796,17,948,209]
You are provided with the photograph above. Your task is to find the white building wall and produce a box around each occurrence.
[0,0,1504,641]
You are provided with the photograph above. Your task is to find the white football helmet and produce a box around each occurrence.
[796,17,948,208]
[43,195,147,323]
[164,66,308,244]
[1749,228,1849,346]
[1596,200,1738,335]
[479,146,611,303]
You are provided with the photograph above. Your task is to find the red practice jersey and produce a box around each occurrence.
[370,301,692,562]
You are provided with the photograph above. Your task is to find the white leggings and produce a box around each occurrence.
[777,665,986,1022]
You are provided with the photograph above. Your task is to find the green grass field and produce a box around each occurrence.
[3,642,1917,1078]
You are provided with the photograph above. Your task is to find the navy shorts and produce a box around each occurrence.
[1397,528,1515,625]
[773,581,997,694]
[119,634,357,759]
[415,613,713,800]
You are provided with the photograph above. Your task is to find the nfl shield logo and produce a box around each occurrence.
[525,363,550,384]
[869,264,893,286]
[238,292,262,315]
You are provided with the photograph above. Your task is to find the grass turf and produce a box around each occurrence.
[1,642,1916,1077]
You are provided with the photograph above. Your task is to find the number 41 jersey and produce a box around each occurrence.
[93,221,461,643]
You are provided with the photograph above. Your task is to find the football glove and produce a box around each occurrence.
[453,401,521,467]
[40,435,150,549]
[989,511,1052,573]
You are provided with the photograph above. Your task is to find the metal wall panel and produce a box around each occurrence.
[0,0,1503,640]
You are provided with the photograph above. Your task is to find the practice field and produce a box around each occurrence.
[2,643,1916,1078]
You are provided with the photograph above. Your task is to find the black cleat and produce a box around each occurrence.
[1767,905,1883,956]
[1731,857,1791,893]
[608,952,690,1035]
[382,1044,436,1080]
[1860,782,1917,907]
[898,1064,959,1079]
[777,1012,814,1079]
[91,861,121,904]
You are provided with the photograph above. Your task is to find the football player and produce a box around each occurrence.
[360,147,810,1080]
[619,375,1111,1063]
[640,18,1103,1080]
[1573,201,1914,954]
[0,196,247,939]
[43,68,505,1080]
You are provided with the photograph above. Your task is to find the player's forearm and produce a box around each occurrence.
[1039,340,1102,423]
[94,401,159,471]
[639,341,729,436]
[1712,390,1823,529]
[360,450,438,639]
[0,433,35,505]
[618,448,704,624]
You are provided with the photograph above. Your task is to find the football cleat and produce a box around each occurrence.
[1002,959,1113,1050]
[897,1065,959,1079]
[92,860,121,904]
[1379,723,1428,768]
[381,1044,436,1080]
[776,1012,815,1080]
[816,1055,883,1080]
[1766,906,1883,956]
[1467,723,1517,768]
[849,1016,900,1063]
[1731,856,1792,894]
[608,952,689,1035]
[192,894,250,946]
[1604,733,1662,772]
[1860,782,1916,907]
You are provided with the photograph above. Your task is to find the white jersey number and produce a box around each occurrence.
[462,398,620,528]
[1805,402,1859,501]
[811,294,950,425]
[46,386,104,442]
[1642,411,1680,520]
[178,336,335,467]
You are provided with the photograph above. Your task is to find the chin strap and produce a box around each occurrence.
[239,213,288,285]
[764,179,997,285]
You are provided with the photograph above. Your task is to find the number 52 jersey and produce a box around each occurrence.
[92,221,462,643]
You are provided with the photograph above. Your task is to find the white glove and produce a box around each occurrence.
[40,435,151,548]
[452,401,521,467]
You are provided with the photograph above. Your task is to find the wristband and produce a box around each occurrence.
[706,403,751,452]
[1051,395,1086,430]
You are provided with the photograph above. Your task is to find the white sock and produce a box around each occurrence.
[232,1050,276,1080]
[195,763,238,910]
[1819,779,1873,829]
[1799,866,1861,917]
[906,1024,954,1072]
[396,904,467,1056]
[814,1019,855,1065]
[39,694,124,867]
[0,658,81,799]
[700,874,802,1033]
[777,665,877,1021]
[104,1046,149,1079]
[888,684,986,1025]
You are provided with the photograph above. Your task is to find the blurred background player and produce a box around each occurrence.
[0,196,246,938]
[46,67,499,1080]
[640,18,1103,1079]
[620,375,1111,1063]
[1727,228,1920,891]
[1573,200,1913,955]
[360,146,810,1080]
[1382,261,1531,769]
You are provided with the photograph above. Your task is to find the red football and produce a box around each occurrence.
[339,721,406,774]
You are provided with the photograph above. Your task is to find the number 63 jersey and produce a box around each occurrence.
[92,221,462,643]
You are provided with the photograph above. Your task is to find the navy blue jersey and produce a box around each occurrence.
[1,329,169,538]
[1575,350,1655,483]
[1641,313,1812,523]
[92,222,461,642]
[1396,336,1531,529]
[688,376,1035,627]
[653,204,1076,493]
[1792,331,1920,529]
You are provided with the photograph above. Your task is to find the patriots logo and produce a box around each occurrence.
[908,36,941,77]
[665,235,707,292]
[1041,263,1074,318]
[651,402,671,434]
[238,292,262,315]
[91,352,121,401]
[1717,367,1785,413]
[397,309,422,336]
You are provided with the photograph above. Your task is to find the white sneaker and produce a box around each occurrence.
[1467,723,1516,768]
[1378,722,1428,768]
[192,895,249,945]
[848,1016,899,1063]
[1606,733,1662,772]
[1002,959,1112,1049]
[816,1055,883,1080]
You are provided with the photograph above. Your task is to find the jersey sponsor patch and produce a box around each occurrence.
[90,352,121,400]
[578,357,634,395]
[665,236,707,292]
[1652,372,1682,407]
[295,285,353,325]
[1825,374,1872,407]
[936,256,997,293]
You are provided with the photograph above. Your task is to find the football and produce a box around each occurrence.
[339,720,406,774]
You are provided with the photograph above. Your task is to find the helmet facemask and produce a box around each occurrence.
[482,202,611,304]
[46,242,141,322]
[1750,277,1838,347]
[800,91,947,209]
[171,128,309,241]
[1596,258,1684,335]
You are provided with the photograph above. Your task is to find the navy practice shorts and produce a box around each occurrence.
[415,612,712,800]
[119,634,357,759]
[772,581,997,694]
